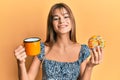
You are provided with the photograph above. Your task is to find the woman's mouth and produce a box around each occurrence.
[58,24,68,28]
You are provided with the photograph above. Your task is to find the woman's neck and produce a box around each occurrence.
[55,33,73,48]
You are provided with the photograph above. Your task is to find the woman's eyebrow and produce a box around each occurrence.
[52,15,59,17]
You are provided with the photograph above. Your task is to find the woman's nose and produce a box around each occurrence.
[59,17,65,23]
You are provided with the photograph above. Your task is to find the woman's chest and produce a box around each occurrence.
[45,48,80,63]
[42,59,80,79]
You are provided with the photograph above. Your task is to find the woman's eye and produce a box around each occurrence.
[53,17,59,20]
[64,16,69,19]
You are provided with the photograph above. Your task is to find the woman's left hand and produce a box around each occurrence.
[87,46,103,68]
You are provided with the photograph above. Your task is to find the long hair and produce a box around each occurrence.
[45,3,76,46]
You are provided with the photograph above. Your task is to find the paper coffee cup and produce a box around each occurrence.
[24,37,41,56]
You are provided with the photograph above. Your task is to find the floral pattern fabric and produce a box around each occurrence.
[37,43,90,80]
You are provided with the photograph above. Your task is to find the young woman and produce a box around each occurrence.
[14,3,103,80]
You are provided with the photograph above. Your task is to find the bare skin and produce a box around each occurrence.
[14,8,103,80]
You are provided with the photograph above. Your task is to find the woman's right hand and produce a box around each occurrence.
[14,45,27,64]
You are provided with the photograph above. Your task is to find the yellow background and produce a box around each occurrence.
[0,0,120,80]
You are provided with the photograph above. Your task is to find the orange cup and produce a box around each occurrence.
[24,37,41,56]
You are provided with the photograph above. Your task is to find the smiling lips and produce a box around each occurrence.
[58,24,68,28]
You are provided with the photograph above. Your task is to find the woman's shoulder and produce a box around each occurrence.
[73,43,90,62]
[73,42,81,48]
[73,42,89,54]
[41,42,50,54]
[37,42,49,60]
[74,42,89,48]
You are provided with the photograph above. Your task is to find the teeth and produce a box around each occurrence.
[58,25,67,28]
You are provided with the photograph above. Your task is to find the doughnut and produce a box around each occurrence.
[88,35,105,48]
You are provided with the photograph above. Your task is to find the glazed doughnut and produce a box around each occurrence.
[88,35,105,48]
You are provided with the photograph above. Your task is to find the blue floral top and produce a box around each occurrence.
[37,43,90,80]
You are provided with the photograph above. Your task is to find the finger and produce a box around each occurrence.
[17,52,27,62]
[20,52,27,58]
[91,52,95,64]
[15,47,25,56]
[15,49,26,60]
[19,53,27,62]
[99,47,104,63]
[16,53,21,60]
[14,45,24,57]
[97,46,102,63]
[15,45,24,53]
[91,47,98,64]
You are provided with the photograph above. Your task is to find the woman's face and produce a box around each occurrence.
[52,8,72,35]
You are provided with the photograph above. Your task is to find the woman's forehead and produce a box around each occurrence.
[52,8,68,15]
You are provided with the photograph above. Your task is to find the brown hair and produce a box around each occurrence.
[45,3,76,46]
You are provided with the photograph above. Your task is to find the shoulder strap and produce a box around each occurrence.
[40,43,50,68]
[79,44,90,62]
